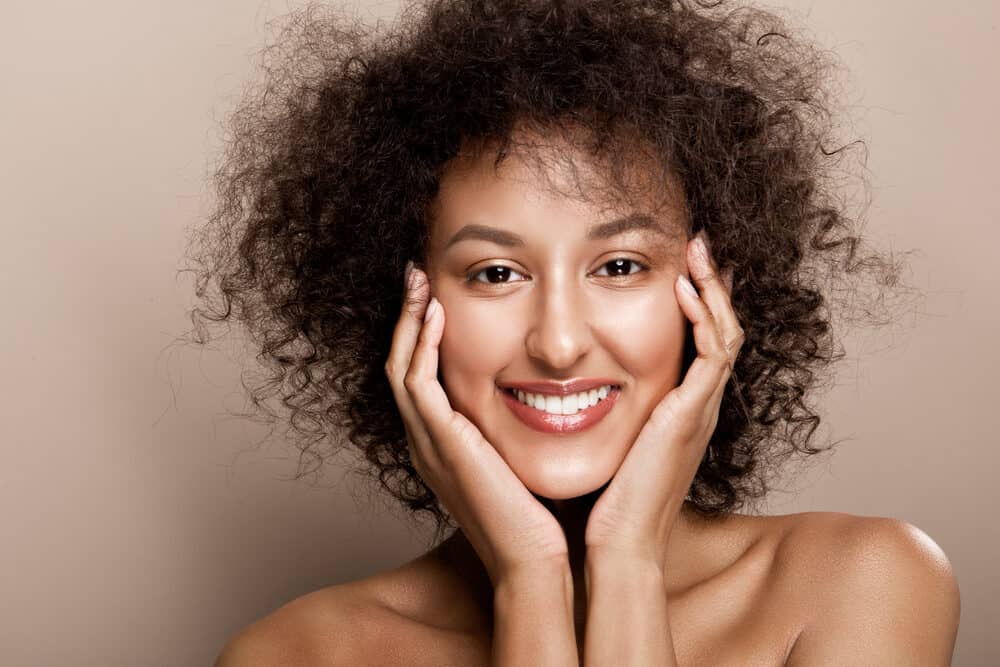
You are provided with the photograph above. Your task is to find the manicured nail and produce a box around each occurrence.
[678,274,698,298]
[694,233,710,263]
[404,260,415,289]
[424,297,439,322]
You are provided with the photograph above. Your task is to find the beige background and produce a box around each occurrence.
[2,1,997,665]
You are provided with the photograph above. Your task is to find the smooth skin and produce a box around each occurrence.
[216,236,959,665]
[390,228,740,666]
[215,143,960,665]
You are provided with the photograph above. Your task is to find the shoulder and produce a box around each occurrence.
[213,582,386,667]
[775,512,960,665]
[214,553,490,667]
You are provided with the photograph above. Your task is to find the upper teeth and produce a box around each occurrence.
[513,385,613,415]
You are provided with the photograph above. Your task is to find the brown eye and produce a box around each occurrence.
[469,265,527,284]
[595,258,647,277]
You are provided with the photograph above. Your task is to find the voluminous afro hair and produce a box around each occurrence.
[185,0,910,537]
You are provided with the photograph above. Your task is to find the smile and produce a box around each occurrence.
[509,384,617,415]
[499,385,621,434]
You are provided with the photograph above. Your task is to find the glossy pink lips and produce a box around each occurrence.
[500,386,620,434]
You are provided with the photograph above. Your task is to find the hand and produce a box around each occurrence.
[384,264,570,586]
[584,231,744,567]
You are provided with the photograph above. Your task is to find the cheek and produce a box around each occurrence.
[594,289,686,390]
[437,300,515,404]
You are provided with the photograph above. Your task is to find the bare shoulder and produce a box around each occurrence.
[214,553,491,667]
[773,511,960,665]
[213,583,378,667]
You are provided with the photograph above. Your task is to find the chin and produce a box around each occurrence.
[506,448,624,500]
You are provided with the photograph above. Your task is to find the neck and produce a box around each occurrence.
[538,487,604,639]
[536,486,604,589]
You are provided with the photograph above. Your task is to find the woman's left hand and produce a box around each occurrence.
[584,230,744,568]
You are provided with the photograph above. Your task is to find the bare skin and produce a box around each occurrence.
[216,508,959,666]
[216,137,960,665]
[216,251,959,664]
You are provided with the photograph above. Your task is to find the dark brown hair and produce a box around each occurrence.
[184,0,911,537]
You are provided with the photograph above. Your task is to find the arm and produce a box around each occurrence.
[580,235,738,666]
[786,517,960,666]
[492,560,579,667]
[387,268,576,664]
[579,235,738,666]
[583,552,677,667]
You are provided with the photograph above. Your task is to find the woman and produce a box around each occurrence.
[196,0,960,663]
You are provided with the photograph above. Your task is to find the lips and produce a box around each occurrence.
[496,378,622,396]
[500,383,621,434]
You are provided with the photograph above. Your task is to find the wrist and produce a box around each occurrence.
[585,544,664,568]
[491,557,578,667]
[494,556,573,598]
[584,549,666,593]
[583,551,676,667]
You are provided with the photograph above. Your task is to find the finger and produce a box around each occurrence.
[403,295,474,466]
[688,233,745,367]
[672,272,732,410]
[403,299,534,511]
[613,275,730,494]
[386,264,431,379]
[385,265,432,444]
[604,259,736,506]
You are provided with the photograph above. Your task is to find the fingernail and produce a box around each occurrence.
[678,274,698,298]
[694,233,711,262]
[404,260,415,290]
[424,297,439,322]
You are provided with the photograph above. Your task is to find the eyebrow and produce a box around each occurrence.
[443,212,671,250]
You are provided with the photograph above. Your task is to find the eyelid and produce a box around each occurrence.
[467,257,650,285]
[592,257,650,277]
[466,263,528,285]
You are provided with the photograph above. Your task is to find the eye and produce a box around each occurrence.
[468,265,528,285]
[594,258,648,278]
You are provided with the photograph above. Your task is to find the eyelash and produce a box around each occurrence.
[467,258,650,286]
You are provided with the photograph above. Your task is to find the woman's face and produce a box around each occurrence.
[425,137,690,500]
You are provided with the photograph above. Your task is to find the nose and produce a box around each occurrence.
[524,275,594,371]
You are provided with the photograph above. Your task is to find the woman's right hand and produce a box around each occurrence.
[384,263,569,587]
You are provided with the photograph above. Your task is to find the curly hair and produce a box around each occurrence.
[184,0,910,538]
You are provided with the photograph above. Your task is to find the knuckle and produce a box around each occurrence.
[651,392,682,424]
[403,371,420,393]
[451,414,479,446]
[712,344,730,365]
[644,405,671,435]
[403,273,429,314]
[404,293,424,317]
[708,350,730,380]
[727,328,746,351]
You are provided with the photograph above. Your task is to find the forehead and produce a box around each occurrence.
[428,125,689,240]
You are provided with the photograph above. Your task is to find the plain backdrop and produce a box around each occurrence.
[2,1,997,665]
